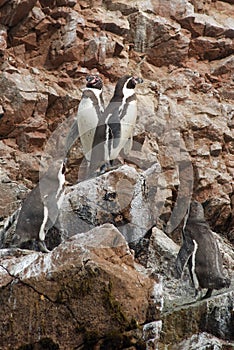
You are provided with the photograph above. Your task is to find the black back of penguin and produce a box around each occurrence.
[12,159,66,252]
[65,75,104,160]
[175,200,230,298]
[90,75,143,173]
[107,75,143,160]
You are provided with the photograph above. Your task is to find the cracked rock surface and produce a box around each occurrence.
[0,0,233,348]
[0,224,161,349]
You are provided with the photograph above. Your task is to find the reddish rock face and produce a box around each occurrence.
[0,0,233,348]
[128,12,191,67]
[0,224,161,349]
[0,0,37,27]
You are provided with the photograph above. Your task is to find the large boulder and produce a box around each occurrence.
[0,224,162,349]
[59,163,162,245]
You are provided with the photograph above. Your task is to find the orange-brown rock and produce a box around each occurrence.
[0,0,37,27]
[0,0,233,348]
[0,224,161,349]
[128,11,191,67]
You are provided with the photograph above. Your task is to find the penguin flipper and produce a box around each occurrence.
[107,106,121,150]
[65,120,79,154]
[175,242,194,278]
[89,123,107,174]
[109,122,121,149]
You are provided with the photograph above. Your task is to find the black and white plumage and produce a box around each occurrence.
[65,75,104,163]
[90,75,143,173]
[175,200,230,299]
[12,159,66,253]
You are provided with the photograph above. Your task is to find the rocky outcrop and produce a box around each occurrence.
[0,0,233,348]
[161,290,234,348]
[59,164,162,243]
[0,224,162,349]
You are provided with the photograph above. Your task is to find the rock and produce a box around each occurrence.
[9,5,46,46]
[179,13,234,38]
[104,0,194,20]
[148,227,179,265]
[0,0,37,27]
[172,332,234,349]
[0,166,28,220]
[203,197,232,234]
[0,0,233,347]
[0,224,162,349]
[0,24,7,52]
[210,142,222,157]
[102,0,138,15]
[0,0,8,7]
[221,0,234,4]
[190,36,234,61]
[0,66,79,140]
[149,0,194,20]
[143,320,162,350]
[83,7,129,35]
[128,11,191,67]
[161,290,234,346]
[210,54,234,76]
[60,164,162,244]
[49,9,85,68]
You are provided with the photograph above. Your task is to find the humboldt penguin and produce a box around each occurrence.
[65,75,104,162]
[175,200,230,299]
[90,75,143,173]
[12,158,66,253]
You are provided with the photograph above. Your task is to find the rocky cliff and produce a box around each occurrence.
[0,0,233,349]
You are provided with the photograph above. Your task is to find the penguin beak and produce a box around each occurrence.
[86,75,99,84]
[132,77,143,85]
[135,77,143,84]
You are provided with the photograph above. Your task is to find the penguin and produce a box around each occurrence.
[90,75,143,173]
[175,200,231,299]
[12,158,66,253]
[65,75,105,162]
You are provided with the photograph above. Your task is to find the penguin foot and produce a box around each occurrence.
[99,163,120,174]
[201,288,213,300]
[99,162,111,174]
[38,240,50,253]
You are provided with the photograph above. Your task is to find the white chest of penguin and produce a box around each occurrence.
[77,89,103,160]
[78,95,99,134]
[119,99,137,136]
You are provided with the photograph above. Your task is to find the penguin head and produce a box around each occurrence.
[127,76,144,89]
[114,75,143,98]
[188,200,205,222]
[86,75,103,90]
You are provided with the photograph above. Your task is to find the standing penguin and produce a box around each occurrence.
[65,75,105,163]
[175,200,230,299]
[12,158,66,253]
[90,75,143,173]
